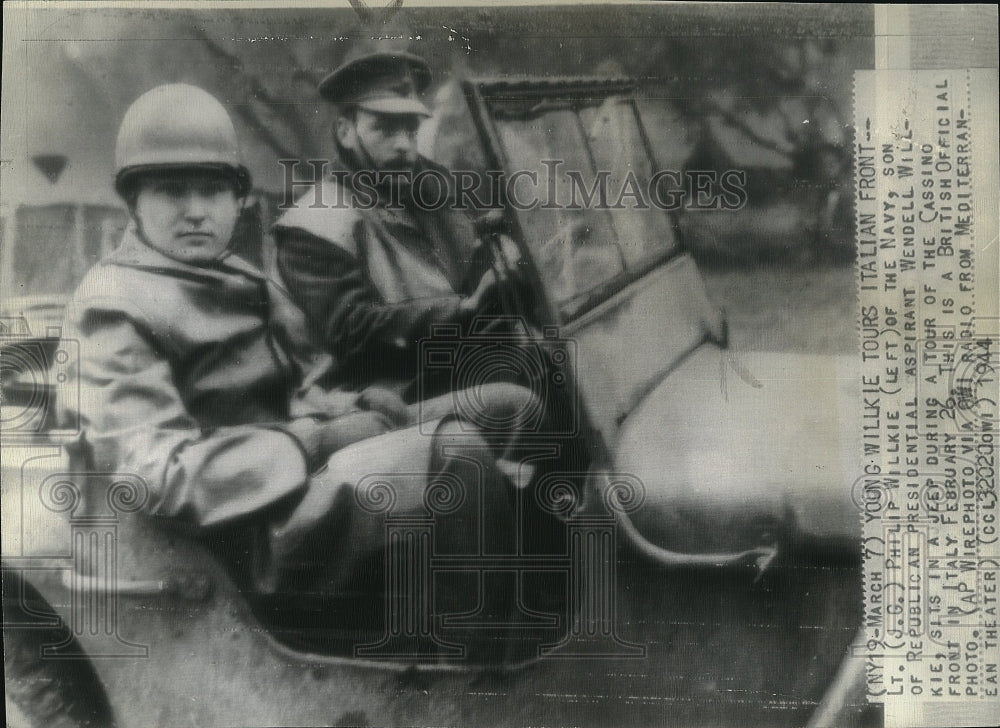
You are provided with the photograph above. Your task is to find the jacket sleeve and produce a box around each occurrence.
[274,226,473,364]
[67,306,311,530]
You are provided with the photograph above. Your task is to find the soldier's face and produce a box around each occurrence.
[132,171,241,262]
[338,110,420,172]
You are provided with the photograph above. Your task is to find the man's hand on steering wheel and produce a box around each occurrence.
[460,267,506,315]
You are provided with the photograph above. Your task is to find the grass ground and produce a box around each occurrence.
[702,264,857,355]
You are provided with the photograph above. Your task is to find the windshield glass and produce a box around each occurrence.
[486,89,680,319]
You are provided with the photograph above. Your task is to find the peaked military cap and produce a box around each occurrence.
[319,51,432,117]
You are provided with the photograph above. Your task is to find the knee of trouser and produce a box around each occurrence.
[469,381,543,430]
[491,381,541,411]
[434,417,489,449]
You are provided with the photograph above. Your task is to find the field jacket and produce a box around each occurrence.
[272,158,490,397]
[60,228,359,530]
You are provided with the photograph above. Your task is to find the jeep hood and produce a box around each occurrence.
[615,345,861,552]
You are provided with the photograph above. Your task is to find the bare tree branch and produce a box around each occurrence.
[704,101,795,160]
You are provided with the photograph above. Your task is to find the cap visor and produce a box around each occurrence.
[356,98,432,117]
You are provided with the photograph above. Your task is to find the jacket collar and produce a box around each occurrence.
[110,224,265,281]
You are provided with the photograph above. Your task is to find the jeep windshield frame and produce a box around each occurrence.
[461,77,686,325]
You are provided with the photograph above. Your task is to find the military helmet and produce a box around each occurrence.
[114,84,252,197]
[318,51,432,117]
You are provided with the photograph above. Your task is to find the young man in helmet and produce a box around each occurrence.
[60,86,528,658]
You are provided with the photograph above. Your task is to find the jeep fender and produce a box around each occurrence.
[615,345,861,554]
